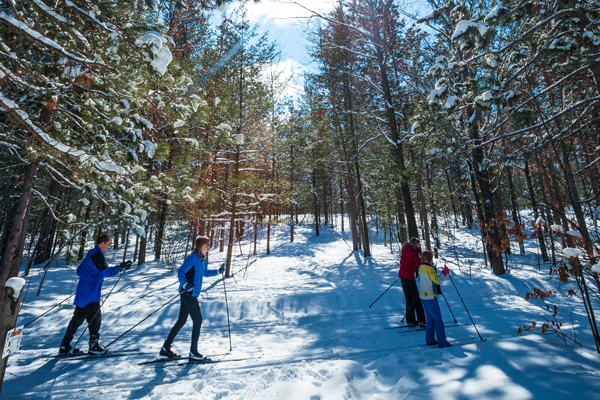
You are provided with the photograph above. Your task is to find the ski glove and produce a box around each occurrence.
[218,264,225,275]
[119,260,132,272]
[442,266,450,277]
[182,282,194,293]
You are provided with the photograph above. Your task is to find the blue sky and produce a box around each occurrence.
[214,0,431,100]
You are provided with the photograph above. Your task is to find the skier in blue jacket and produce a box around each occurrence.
[160,236,224,361]
[59,233,131,355]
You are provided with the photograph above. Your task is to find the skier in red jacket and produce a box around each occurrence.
[398,237,426,327]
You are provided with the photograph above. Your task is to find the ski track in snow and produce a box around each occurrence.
[4,218,600,399]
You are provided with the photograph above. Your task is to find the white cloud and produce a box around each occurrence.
[265,58,307,100]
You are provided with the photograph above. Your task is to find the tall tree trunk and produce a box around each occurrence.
[339,179,345,232]
[0,160,39,393]
[312,170,320,236]
[34,178,61,265]
[354,161,371,257]
[362,1,417,240]
[507,167,525,255]
[0,199,18,257]
[290,145,294,242]
[154,198,168,261]
[225,151,240,277]
[0,160,40,284]
[0,277,25,395]
[77,199,93,260]
[468,108,505,275]
[417,175,431,251]
[266,205,271,255]
[445,169,460,229]
[427,165,440,256]
[137,224,147,266]
[133,233,139,262]
[253,217,258,255]
[122,229,130,263]
[558,142,593,253]
[524,159,549,262]
[545,154,569,230]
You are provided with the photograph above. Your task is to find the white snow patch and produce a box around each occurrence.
[5,277,25,301]
[484,5,506,22]
[135,31,173,75]
[475,91,493,102]
[427,85,446,104]
[451,20,489,40]
[563,248,584,258]
[216,123,232,132]
[445,95,458,108]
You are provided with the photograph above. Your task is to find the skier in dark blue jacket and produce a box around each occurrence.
[59,233,131,355]
[160,236,224,361]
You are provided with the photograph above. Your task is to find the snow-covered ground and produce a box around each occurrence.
[4,219,600,399]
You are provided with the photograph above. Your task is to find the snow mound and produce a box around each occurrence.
[566,230,583,239]
[427,85,447,104]
[216,123,232,132]
[135,31,173,75]
[5,277,25,301]
[451,20,489,40]
[563,248,584,259]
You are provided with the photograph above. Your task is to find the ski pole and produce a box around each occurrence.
[400,295,420,324]
[105,291,181,349]
[73,268,127,349]
[440,292,457,323]
[221,263,232,351]
[24,293,75,328]
[369,278,399,308]
[448,273,484,341]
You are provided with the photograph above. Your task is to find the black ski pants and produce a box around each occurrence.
[164,291,203,352]
[61,301,101,347]
[401,278,425,324]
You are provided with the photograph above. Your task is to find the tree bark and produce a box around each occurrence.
[354,160,371,257]
[427,165,440,256]
[154,197,168,261]
[558,142,593,253]
[312,170,320,236]
[137,224,147,266]
[468,108,504,275]
[524,159,549,262]
[445,169,460,229]
[0,160,40,289]
[77,199,93,260]
[0,281,25,395]
[363,0,417,240]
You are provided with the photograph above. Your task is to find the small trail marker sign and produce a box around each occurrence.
[3,326,24,359]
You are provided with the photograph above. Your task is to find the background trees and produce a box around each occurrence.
[2,1,600,382]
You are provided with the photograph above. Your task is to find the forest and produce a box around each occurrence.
[1,0,600,398]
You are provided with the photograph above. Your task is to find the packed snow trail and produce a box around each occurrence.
[3,222,600,399]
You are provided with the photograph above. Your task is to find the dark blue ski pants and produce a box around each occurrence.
[422,298,448,347]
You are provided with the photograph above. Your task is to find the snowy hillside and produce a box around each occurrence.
[3,221,600,399]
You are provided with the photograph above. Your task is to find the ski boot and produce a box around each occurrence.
[59,344,83,355]
[88,339,108,356]
[160,344,178,358]
[189,349,210,363]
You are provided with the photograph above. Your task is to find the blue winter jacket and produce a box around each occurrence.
[178,252,217,297]
[74,246,120,307]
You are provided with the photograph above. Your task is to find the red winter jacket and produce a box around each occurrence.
[398,243,421,281]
